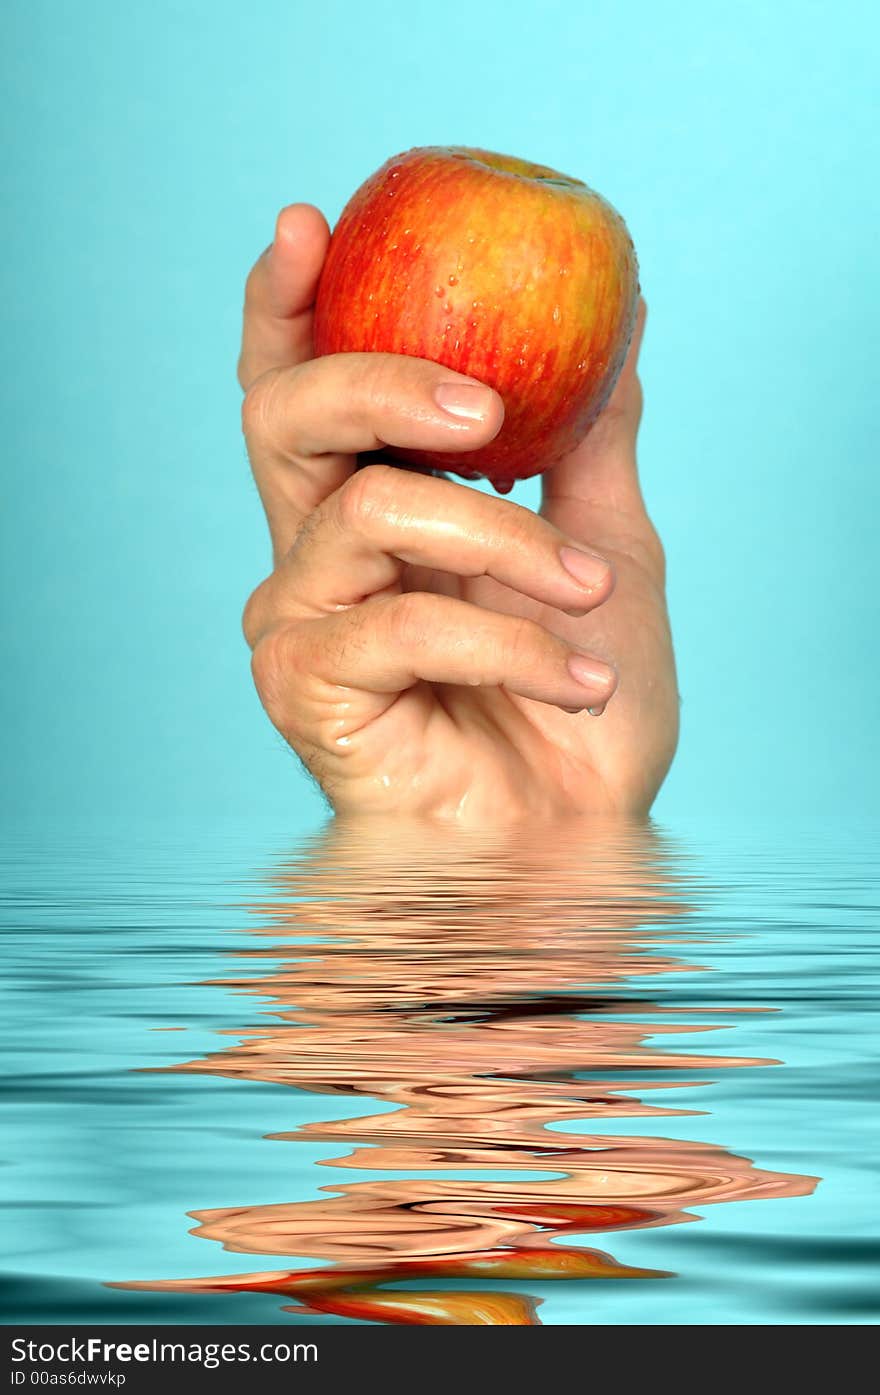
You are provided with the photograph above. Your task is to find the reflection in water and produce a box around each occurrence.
[113,819,816,1324]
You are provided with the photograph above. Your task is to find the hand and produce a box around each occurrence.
[239,205,679,821]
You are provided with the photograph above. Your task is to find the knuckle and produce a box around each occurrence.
[250,623,302,714]
[615,523,667,587]
[241,578,274,648]
[499,496,543,553]
[386,591,431,651]
[356,350,402,409]
[336,463,399,531]
[641,524,666,581]
[241,367,283,445]
[505,614,548,665]
[236,350,251,392]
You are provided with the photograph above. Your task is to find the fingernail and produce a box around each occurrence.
[434,382,495,422]
[559,545,612,591]
[567,653,617,693]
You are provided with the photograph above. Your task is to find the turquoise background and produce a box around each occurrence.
[2,0,877,825]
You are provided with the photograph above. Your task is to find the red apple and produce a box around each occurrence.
[313,146,639,492]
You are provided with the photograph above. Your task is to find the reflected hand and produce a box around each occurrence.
[239,204,679,820]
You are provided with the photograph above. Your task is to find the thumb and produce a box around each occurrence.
[238,203,331,391]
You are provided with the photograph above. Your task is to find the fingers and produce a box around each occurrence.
[243,464,615,634]
[253,593,619,739]
[246,353,504,461]
[238,203,330,391]
[243,355,504,560]
[541,298,648,520]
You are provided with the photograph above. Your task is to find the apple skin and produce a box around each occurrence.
[312,146,639,491]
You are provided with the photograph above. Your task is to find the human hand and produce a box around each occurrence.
[239,205,679,821]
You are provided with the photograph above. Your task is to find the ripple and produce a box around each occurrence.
[112,819,817,1325]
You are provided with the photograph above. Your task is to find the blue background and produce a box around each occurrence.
[3,0,877,826]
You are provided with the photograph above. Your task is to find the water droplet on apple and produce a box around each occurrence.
[434,286,444,297]
[552,306,561,323]
[448,275,458,286]
[494,478,514,494]
[444,301,453,313]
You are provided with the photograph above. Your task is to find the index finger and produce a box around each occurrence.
[237,203,330,391]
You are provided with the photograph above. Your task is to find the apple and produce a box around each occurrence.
[313,146,639,492]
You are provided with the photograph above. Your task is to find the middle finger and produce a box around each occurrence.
[244,464,616,639]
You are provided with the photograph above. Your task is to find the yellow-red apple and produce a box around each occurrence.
[313,145,639,491]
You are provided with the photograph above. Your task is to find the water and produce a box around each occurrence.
[1,816,877,1325]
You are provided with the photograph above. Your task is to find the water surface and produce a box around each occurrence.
[1,817,877,1324]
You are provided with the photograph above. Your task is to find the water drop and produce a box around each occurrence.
[448,274,458,286]
[552,306,561,323]
[434,286,444,297]
[494,478,514,494]
[444,300,453,313]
